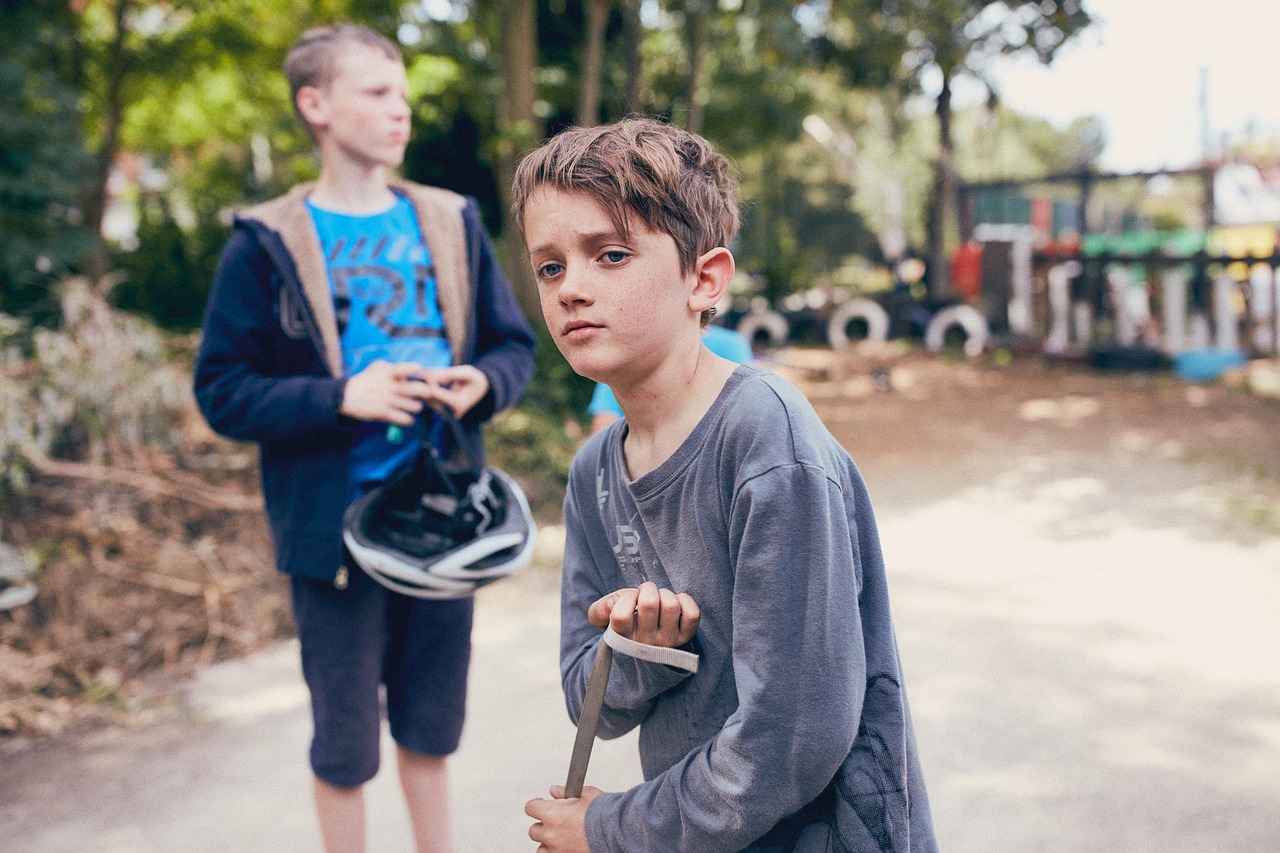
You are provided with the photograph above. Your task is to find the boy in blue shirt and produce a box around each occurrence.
[193,24,534,853]
[514,118,935,852]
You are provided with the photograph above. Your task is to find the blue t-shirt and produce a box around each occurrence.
[307,194,453,493]
[587,324,755,418]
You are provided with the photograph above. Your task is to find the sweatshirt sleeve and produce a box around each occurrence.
[585,461,868,852]
[193,227,350,444]
[558,455,694,739]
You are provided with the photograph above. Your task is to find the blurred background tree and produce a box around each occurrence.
[0,0,96,323]
[0,0,1105,423]
[814,0,1094,300]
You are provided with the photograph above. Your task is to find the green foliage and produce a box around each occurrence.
[0,3,96,319]
[813,0,1096,296]
[702,49,811,153]
[830,0,1094,79]
[803,1,912,92]
[110,198,230,332]
[679,3,868,297]
[6,0,1110,332]
[484,328,593,522]
[78,0,400,157]
[401,46,506,232]
[734,141,880,300]
[483,405,580,520]
[955,107,1106,181]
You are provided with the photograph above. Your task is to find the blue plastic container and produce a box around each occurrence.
[1174,348,1246,383]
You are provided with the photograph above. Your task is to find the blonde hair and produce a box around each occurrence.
[511,117,740,278]
[283,24,400,128]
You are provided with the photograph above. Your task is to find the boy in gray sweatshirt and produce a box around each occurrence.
[514,117,937,853]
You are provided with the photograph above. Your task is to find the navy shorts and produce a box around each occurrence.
[289,564,474,788]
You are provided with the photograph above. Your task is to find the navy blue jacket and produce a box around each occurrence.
[194,181,536,582]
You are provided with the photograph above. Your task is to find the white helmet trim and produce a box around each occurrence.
[342,463,537,599]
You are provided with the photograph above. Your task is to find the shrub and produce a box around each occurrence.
[0,275,191,493]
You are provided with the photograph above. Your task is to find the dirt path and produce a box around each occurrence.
[791,352,1280,852]
[2,349,1279,851]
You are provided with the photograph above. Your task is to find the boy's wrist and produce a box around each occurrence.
[331,378,350,417]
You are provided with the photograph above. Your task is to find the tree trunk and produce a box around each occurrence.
[578,0,610,126]
[82,0,131,279]
[927,70,955,302]
[622,0,642,113]
[685,3,706,134]
[497,0,537,136]
[493,0,542,322]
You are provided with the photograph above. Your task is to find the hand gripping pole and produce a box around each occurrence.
[562,627,699,798]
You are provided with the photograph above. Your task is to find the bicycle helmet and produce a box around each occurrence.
[342,413,536,599]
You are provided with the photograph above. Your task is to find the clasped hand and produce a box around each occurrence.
[338,360,490,424]
[588,580,701,648]
[526,582,699,851]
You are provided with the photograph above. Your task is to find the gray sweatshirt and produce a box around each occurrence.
[560,364,937,852]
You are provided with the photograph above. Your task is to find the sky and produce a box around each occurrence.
[971,0,1280,173]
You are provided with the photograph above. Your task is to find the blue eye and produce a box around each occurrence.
[537,262,564,279]
[602,250,628,264]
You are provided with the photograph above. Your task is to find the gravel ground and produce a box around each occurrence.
[2,348,1278,852]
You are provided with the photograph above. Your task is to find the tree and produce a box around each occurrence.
[955,106,1106,182]
[61,0,405,322]
[485,0,543,319]
[549,0,885,297]
[11,0,1099,329]
[578,0,611,125]
[0,1,95,318]
[821,0,1094,300]
[800,78,934,271]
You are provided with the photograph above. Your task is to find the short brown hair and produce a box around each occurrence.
[511,117,740,276]
[283,24,400,126]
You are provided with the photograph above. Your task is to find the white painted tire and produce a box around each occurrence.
[733,309,789,349]
[826,298,890,348]
[924,304,989,357]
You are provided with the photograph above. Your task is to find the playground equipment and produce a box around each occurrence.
[923,304,990,357]
[723,238,1280,369]
[951,162,1280,367]
[733,303,790,349]
[826,298,890,348]
[720,161,1280,368]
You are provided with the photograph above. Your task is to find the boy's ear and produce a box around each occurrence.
[295,86,328,130]
[689,247,735,315]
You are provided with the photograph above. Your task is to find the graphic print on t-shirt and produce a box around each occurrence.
[308,195,454,490]
[596,462,649,584]
[310,199,452,375]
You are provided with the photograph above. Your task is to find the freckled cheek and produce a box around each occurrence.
[618,285,667,333]
[608,312,660,355]
[535,288,560,325]
[535,290,551,318]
